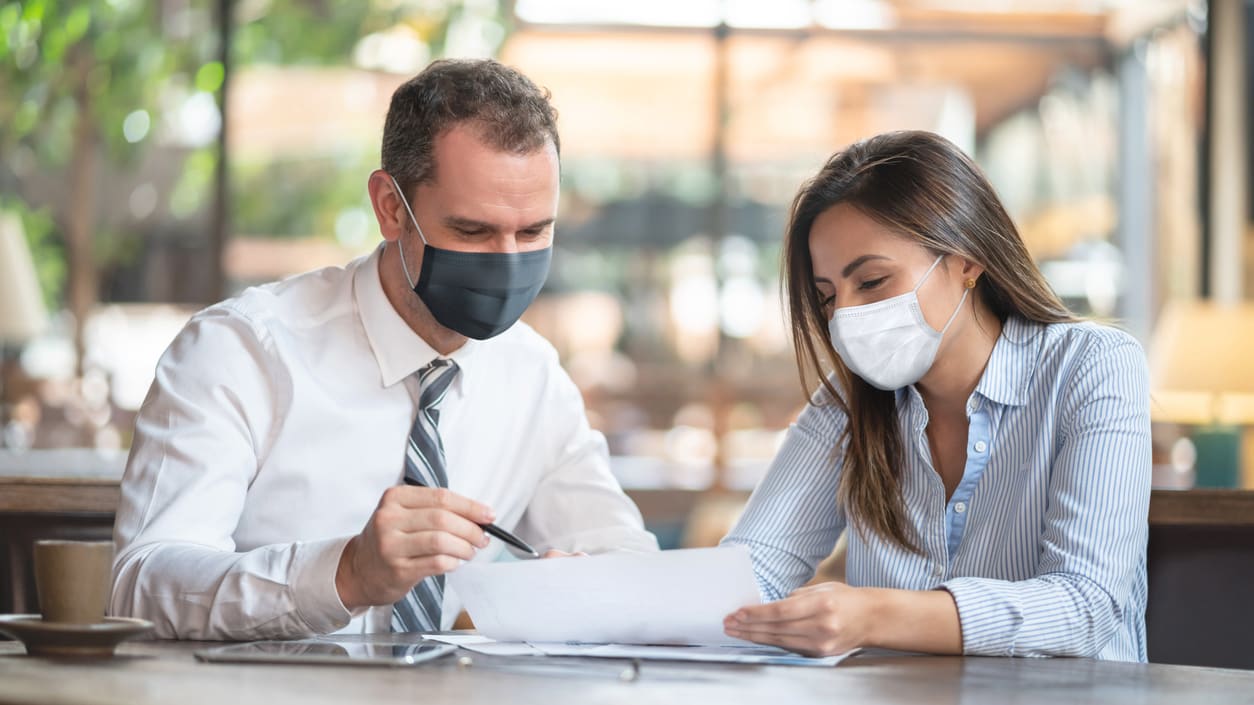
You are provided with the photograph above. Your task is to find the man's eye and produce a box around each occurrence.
[859,277,887,291]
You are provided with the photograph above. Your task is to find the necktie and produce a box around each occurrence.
[391,359,460,633]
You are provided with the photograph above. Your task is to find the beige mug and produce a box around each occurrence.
[33,540,114,625]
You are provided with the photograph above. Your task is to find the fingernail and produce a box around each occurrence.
[479,535,490,548]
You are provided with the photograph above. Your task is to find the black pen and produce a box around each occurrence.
[402,476,540,558]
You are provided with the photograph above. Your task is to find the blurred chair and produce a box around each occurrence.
[1146,489,1254,669]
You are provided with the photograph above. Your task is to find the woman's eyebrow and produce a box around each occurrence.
[841,254,891,278]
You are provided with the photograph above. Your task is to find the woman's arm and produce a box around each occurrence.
[721,394,851,601]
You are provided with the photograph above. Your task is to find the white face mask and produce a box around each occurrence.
[827,255,968,391]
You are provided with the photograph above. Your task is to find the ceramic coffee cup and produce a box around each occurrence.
[33,540,114,625]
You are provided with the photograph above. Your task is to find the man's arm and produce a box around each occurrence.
[110,308,353,640]
[512,353,658,554]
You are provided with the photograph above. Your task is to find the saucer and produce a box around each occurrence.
[0,615,153,658]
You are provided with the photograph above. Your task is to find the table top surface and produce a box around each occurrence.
[2,638,1253,705]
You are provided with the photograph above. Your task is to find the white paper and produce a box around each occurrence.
[447,545,761,646]
[422,634,542,656]
[529,642,858,667]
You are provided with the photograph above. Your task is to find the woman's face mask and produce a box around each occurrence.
[389,175,552,340]
[827,255,968,390]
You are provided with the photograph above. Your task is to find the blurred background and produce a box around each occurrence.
[2,0,1253,552]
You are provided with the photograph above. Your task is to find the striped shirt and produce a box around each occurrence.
[722,317,1151,661]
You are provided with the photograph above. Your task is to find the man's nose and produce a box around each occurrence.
[489,235,520,254]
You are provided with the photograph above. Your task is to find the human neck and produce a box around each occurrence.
[378,243,467,356]
[915,305,1002,417]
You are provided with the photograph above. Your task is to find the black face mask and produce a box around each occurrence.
[390,176,552,340]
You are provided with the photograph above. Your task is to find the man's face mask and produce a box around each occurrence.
[389,175,552,340]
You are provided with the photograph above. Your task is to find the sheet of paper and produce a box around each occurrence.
[528,642,858,667]
[447,545,761,646]
[422,634,543,656]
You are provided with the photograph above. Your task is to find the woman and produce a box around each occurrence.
[721,131,1150,661]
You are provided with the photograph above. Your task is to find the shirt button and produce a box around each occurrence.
[974,441,987,453]
[954,502,967,514]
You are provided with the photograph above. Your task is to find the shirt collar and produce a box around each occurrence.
[895,315,1043,413]
[972,316,1044,408]
[353,244,480,388]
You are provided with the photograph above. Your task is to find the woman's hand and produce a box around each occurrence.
[724,582,964,657]
[723,582,876,657]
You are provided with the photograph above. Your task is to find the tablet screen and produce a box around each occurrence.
[195,639,457,667]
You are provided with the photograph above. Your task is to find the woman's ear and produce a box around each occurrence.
[958,257,985,284]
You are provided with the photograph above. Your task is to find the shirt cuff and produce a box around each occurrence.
[289,535,358,635]
[940,577,1022,656]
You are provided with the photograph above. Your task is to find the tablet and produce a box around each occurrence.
[195,639,457,667]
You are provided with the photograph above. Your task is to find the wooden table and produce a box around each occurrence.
[2,639,1254,705]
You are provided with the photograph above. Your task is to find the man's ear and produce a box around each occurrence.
[367,170,406,243]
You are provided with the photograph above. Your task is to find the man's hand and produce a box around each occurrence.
[336,486,494,610]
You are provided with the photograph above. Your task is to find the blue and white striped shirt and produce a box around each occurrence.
[722,317,1151,661]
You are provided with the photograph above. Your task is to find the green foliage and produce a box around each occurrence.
[230,150,380,238]
[0,0,512,312]
[232,0,509,67]
[0,0,219,165]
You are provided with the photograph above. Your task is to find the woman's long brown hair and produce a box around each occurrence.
[783,130,1076,553]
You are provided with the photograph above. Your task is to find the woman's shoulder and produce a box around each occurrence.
[1009,317,1144,364]
[1007,317,1149,408]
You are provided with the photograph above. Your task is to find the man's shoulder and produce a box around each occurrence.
[204,256,367,337]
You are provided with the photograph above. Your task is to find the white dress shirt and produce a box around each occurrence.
[111,245,658,640]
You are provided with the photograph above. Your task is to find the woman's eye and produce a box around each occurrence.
[818,292,835,307]
[859,277,887,291]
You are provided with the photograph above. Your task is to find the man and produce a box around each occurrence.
[111,59,658,640]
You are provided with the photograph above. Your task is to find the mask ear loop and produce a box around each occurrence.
[388,174,429,290]
[917,254,970,336]
[913,254,946,293]
[938,287,970,336]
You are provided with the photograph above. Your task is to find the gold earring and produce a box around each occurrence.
[964,278,977,289]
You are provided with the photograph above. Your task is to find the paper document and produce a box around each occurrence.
[422,634,855,667]
[529,641,857,667]
[422,634,542,656]
[447,545,760,646]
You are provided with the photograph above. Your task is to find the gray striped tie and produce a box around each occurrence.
[391,359,460,633]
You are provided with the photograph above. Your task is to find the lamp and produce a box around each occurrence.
[0,212,48,448]
[1150,300,1254,488]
